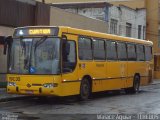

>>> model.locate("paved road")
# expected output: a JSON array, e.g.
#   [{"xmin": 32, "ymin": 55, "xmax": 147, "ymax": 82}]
[{"xmin": 0, "ymin": 84, "xmax": 160, "ymax": 120}]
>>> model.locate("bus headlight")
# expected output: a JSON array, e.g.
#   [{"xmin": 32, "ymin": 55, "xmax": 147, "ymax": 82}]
[
  {"xmin": 8, "ymin": 82, "xmax": 16, "ymax": 86},
  {"xmin": 43, "ymin": 83, "xmax": 54, "ymax": 88}
]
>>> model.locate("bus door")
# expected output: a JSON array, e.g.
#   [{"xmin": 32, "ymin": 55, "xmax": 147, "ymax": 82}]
[{"xmin": 61, "ymin": 34, "xmax": 79, "ymax": 96}]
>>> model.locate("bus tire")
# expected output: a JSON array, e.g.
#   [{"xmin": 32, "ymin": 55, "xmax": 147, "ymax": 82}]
[
  {"xmin": 125, "ymin": 75, "xmax": 140, "ymax": 94},
  {"xmin": 79, "ymin": 78, "xmax": 91, "ymax": 101}
]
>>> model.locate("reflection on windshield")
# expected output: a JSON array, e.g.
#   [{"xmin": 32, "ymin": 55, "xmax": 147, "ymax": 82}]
[{"xmin": 9, "ymin": 37, "xmax": 60, "ymax": 74}]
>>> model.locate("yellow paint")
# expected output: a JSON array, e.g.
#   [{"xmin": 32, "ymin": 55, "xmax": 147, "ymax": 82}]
[{"xmin": 7, "ymin": 26, "xmax": 153, "ymax": 97}]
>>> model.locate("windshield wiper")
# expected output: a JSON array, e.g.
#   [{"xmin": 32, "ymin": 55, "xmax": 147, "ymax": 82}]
[{"xmin": 34, "ymin": 36, "xmax": 48, "ymax": 52}]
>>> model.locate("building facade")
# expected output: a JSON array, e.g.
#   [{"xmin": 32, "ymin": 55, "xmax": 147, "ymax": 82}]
[
  {"xmin": 52, "ymin": 2, "xmax": 146, "ymax": 39},
  {"xmin": 49, "ymin": 6, "xmax": 108, "ymax": 33},
  {"xmin": 109, "ymin": 5, "xmax": 146, "ymax": 39}
]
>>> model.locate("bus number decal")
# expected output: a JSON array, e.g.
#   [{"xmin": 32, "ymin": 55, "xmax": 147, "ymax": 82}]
[
  {"xmin": 9, "ymin": 77, "xmax": 20, "ymax": 81},
  {"xmin": 96, "ymin": 64, "xmax": 104, "ymax": 67}
]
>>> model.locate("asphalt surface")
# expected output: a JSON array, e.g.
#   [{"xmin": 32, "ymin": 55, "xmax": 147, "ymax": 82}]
[{"xmin": 0, "ymin": 83, "xmax": 160, "ymax": 120}]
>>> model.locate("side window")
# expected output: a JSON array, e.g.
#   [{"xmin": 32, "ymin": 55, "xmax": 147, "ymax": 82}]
[
  {"xmin": 127, "ymin": 43, "xmax": 136, "ymax": 61},
  {"xmin": 106, "ymin": 41, "xmax": 117, "ymax": 60},
  {"xmin": 78, "ymin": 37, "xmax": 92, "ymax": 60},
  {"xmin": 136, "ymin": 45, "xmax": 145, "ymax": 61},
  {"xmin": 63, "ymin": 41, "xmax": 76, "ymax": 73},
  {"xmin": 93, "ymin": 39, "xmax": 105, "ymax": 60},
  {"xmin": 117, "ymin": 42, "xmax": 127, "ymax": 61},
  {"xmin": 145, "ymin": 46, "xmax": 152, "ymax": 61}
]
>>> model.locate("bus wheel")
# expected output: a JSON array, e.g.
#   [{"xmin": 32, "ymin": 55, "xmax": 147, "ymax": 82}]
[
  {"xmin": 79, "ymin": 78, "xmax": 91, "ymax": 101},
  {"xmin": 125, "ymin": 75, "xmax": 140, "ymax": 94}
]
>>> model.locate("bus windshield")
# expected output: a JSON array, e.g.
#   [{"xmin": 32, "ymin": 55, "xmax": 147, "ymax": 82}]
[{"xmin": 9, "ymin": 37, "xmax": 61, "ymax": 74}]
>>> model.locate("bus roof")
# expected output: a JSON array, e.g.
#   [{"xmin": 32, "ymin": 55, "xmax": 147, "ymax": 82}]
[
  {"xmin": 15, "ymin": 26, "xmax": 153, "ymax": 46},
  {"xmin": 59, "ymin": 26, "xmax": 153, "ymax": 46}
]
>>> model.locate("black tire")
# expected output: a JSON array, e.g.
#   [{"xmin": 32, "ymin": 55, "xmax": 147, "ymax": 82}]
[
  {"xmin": 79, "ymin": 78, "xmax": 91, "ymax": 101},
  {"xmin": 125, "ymin": 75, "xmax": 140, "ymax": 94}
]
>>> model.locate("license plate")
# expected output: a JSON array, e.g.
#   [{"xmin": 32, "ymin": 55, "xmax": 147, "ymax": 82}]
[{"xmin": 26, "ymin": 90, "xmax": 33, "ymax": 94}]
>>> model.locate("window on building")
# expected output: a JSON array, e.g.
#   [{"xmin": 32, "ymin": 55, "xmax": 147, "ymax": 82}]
[
  {"xmin": 110, "ymin": 19, "xmax": 118, "ymax": 35},
  {"xmin": 119, "ymin": 25, "xmax": 123, "ymax": 36},
  {"xmin": 106, "ymin": 41, "xmax": 117, "ymax": 60},
  {"xmin": 117, "ymin": 42, "xmax": 127, "ymax": 61},
  {"xmin": 138, "ymin": 25, "xmax": 142, "ymax": 39},
  {"xmin": 93, "ymin": 39, "xmax": 105, "ymax": 60},
  {"xmin": 143, "ymin": 26, "xmax": 146, "ymax": 40},
  {"xmin": 78, "ymin": 37, "xmax": 92, "ymax": 60},
  {"xmin": 104, "ymin": 7, "xmax": 109, "ymax": 22},
  {"xmin": 136, "ymin": 45, "xmax": 145, "ymax": 61},
  {"xmin": 126, "ymin": 23, "xmax": 132, "ymax": 37}
]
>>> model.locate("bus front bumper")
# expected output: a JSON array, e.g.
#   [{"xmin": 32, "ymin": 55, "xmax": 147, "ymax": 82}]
[{"xmin": 7, "ymin": 85, "xmax": 61, "ymax": 96}]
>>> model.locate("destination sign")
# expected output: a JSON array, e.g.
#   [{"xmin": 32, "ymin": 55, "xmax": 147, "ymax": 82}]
[
  {"xmin": 14, "ymin": 27, "xmax": 59, "ymax": 37},
  {"xmin": 29, "ymin": 29, "xmax": 51, "ymax": 35}
]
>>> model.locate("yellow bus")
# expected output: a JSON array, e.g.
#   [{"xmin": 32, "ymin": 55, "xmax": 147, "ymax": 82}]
[{"xmin": 4, "ymin": 26, "xmax": 153, "ymax": 100}]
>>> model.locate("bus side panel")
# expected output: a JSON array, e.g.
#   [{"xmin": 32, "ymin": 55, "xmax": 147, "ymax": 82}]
[
  {"xmin": 121, "ymin": 61, "xmax": 128, "ymax": 88},
  {"xmin": 135, "ymin": 62, "xmax": 149, "ymax": 86},
  {"xmin": 127, "ymin": 61, "xmax": 150, "ymax": 88},
  {"xmin": 127, "ymin": 62, "xmax": 137, "ymax": 88},
  {"xmin": 61, "ymin": 79, "xmax": 81, "ymax": 96},
  {"xmin": 78, "ymin": 61, "xmax": 106, "ymax": 93},
  {"xmin": 140, "ymin": 62, "xmax": 150, "ymax": 86},
  {"xmin": 103, "ymin": 61, "xmax": 125, "ymax": 90},
  {"xmin": 92, "ymin": 61, "xmax": 106, "ymax": 92},
  {"xmin": 77, "ymin": 60, "xmax": 112, "ymax": 93}
]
